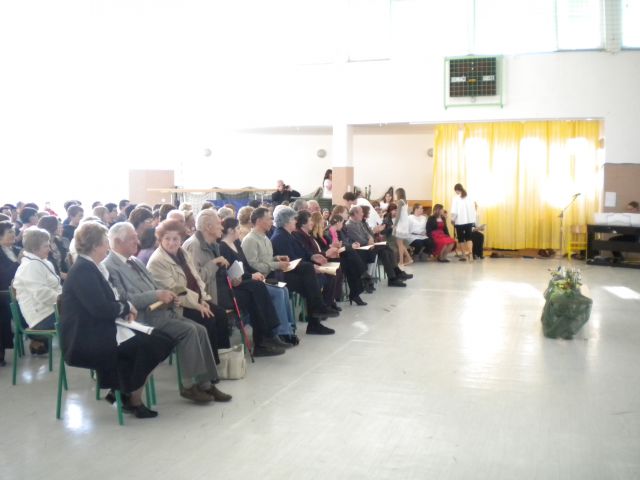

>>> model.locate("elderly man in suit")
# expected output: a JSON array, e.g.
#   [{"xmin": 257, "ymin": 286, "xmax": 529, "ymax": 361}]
[{"xmin": 103, "ymin": 222, "xmax": 232, "ymax": 404}]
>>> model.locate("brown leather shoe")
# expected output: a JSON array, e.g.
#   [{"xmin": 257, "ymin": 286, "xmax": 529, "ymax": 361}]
[
  {"xmin": 180, "ymin": 385, "xmax": 214, "ymax": 403},
  {"xmin": 206, "ymin": 385, "xmax": 232, "ymax": 402}
]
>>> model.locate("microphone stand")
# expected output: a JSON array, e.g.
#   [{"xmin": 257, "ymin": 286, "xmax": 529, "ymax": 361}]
[{"xmin": 559, "ymin": 194, "xmax": 580, "ymax": 257}]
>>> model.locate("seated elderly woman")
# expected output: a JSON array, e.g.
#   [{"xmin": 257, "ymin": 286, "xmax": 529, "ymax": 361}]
[
  {"xmin": 37, "ymin": 215, "xmax": 69, "ymax": 279},
  {"xmin": 291, "ymin": 211, "xmax": 341, "ymax": 311},
  {"xmin": 0, "ymin": 221, "xmax": 20, "ymax": 364},
  {"xmin": 184, "ymin": 210, "xmax": 289, "ymax": 356},
  {"xmin": 61, "ymin": 221, "xmax": 174, "ymax": 419},
  {"xmin": 147, "ymin": 219, "xmax": 231, "ymax": 363},
  {"xmin": 241, "ymin": 207, "xmax": 337, "ymax": 335},
  {"xmin": 219, "ymin": 216, "xmax": 299, "ymax": 347},
  {"xmin": 13, "ymin": 227, "xmax": 63, "ymax": 354}
]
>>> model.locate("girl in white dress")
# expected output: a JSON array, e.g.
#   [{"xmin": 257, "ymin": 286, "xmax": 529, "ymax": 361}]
[{"xmin": 393, "ymin": 188, "xmax": 413, "ymax": 266}]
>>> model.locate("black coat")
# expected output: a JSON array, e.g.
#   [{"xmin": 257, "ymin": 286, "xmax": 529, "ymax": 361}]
[
  {"xmin": 271, "ymin": 189, "xmax": 301, "ymax": 205},
  {"xmin": 60, "ymin": 256, "xmax": 130, "ymax": 375},
  {"xmin": 0, "ymin": 246, "xmax": 20, "ymax": 290}
]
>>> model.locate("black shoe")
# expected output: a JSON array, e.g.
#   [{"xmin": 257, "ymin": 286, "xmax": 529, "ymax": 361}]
[
  {"xmin": 365, "ymin": 284, "xmax": 376, "ymax": 293},
  {"xmin": 329, "ymin": 302, "xmax": 342, "ymax": 312},
  {"xmin": 105, "ymin": 390, "xmax": 131, "ymax": 406},
  {"xmin": 437, "ymin": 258, "xmax": 450, "ymax": 263},
  {"xmin": 388, "ymin": 278, "xmax": 407, "ymax": 287},
  {"xmin": 306, "ymin": 322, "xmax": 335, "ymax": 335},
  {"xmin": 398, "ymin": 271, "xmax": 413, "ymax": 280},
  {"xmin": 253, "ymin": 344, "xmax": 286, "ymax": 357},
  {"xmin": 263, "ymin": 336, "xmax": 292, "ymax": 349},
  {"xmin": 310, "ymin": 306, "xmax": 339, "ymax": 319},
  {"xmin": 131, "ymin": 404, "xmax": 158, "ymax": 419},
  {"xmin": 349, "ymin": 295, "xmax": 367, "ymax": 306},
  {"xmin": 279, "ymin": 334, "xmax": 300, "ymax": 346}
]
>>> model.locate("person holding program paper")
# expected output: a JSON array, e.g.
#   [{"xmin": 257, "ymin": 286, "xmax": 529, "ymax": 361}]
[
  {"xmin": 242, "ymin": 207, "xmax": 338, "ymax": 335},
  {"xmin": 184, "ymin": 210, "xmax": 287, "ymax": 357},
  {"xmin": 61, "ymin": 221, "xmax": 174, "ymax": 419},
  {"xmin": 104, "ymin": 222, "xmax": 231, "ymax": 404},
  {"xmin": 292, "ymin": 211, "xmax": 341, "ymax": 311},
  {"xmin": 147, "ymin": 219, "xmax": 231, "ymax": 364},
  {"xmin": 220, "ymin": 217, "xmax": 298, "ymax": 347},
  {"xmin": 343, "ymin": 206, "xmax": 412, "ymax": 287}
]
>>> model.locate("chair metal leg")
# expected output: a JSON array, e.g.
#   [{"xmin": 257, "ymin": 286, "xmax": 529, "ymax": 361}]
[
  {"xmin": 168, "ymin": 351, "xmax": 173, "ymax": 365},
  {"xmin": 175, "ymin": 348, "xmax": 183, "ymax": 391},
  {"xmin": 114, "ymin": 390, "xmax": 125, "ymax": 426},
  {"xmin": 12, "ymin": 341, "xmax": 19, "ymax": 385},
  {"xmin": 150, "ymin": 375, "xmax": 157, "ymax": 405},
  {"xmin": 48, "ymin": 337, "xmax": 53, "ymax": 372},
  {"xmin": 56, "ymin": 359, "xmax": 66, "ymax": 419},
  {"xmin": 145, "ymin": 382, "xmax": 152, "ymax": 408}
]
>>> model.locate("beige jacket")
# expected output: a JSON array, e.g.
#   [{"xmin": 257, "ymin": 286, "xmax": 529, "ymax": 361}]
[
  {"xmin": 182, "ymin": 232, "xmax": 219, "ymax": 304},
  {"xmin": 146, "ymin": 246, "xmax": 211, "ymax": 313}
]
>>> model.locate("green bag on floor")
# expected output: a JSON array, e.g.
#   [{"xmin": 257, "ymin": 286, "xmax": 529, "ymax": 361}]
[{"xmin": 540, "ymin": 269, "xmax": 592, "ymax": 339}]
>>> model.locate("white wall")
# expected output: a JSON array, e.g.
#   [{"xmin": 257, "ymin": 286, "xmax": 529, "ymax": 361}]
[
  {"xmin": 183, "ymin": 126, "xmax": 434, "ymax": 200},
  {"xmin": 237, "ymin": 51, "xmax": 640, "ymax": 165}
]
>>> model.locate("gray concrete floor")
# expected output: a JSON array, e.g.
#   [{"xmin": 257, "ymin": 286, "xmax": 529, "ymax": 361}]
[{"xmin": 1, "ymin": 258, "xmax": 639, "ymax": 479}]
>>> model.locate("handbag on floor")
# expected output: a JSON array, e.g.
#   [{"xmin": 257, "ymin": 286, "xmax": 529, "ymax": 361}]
[{"xmin": 217, "ymin": 344, "xmax": 246, "ymax": 380}]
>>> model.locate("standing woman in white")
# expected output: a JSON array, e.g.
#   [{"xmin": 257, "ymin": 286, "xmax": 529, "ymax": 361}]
[
  {"xmin": 393, "ymin": 188, "xmax": 413, "ymax": 266},
  {"xmin": 450, "ymin": 183, "xmax": 477, "ymax": 262}
]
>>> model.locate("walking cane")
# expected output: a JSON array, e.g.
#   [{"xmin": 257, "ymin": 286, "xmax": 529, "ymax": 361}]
[{"xmin": 225, "ymin": 275, "xmax": 255, "ymax": 363}]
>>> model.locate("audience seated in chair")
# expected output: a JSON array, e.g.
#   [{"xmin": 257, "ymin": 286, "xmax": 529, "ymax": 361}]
[
  {"xmin": 147, "ymin": 220, "xmax": 231, "ymax": 364},
  {"xmin": 219, "ymin": 217, "xmax": 299, "ymax": 346},
  {"xmin": 60, "ymin": 221, "xmax": 174, "ymax": 419},
  {"xmin": 241, "ymin": 207, "xmax": 337, "ymax": 335},
  {"xmin": 343, "ymin": 206, "xmax": 411, "ymax": 287},
  {"xmin": 103, "ymin": 222, "xmax": 231, "ymax": 404},
  {"xmin": 183, "ymin": 210, "xmax": 287, "ymax": 357},
  {"xmin": 13, "ymin": 227, "xmax": 62, "ymax": 354},
  {"xmin": 0, "ymin": 221, "xmax": 20, "ymax": 365}
]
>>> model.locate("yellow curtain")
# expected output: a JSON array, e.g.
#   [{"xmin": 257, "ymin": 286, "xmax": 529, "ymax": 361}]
[{"xmin": 432, "ymin": 120, "xmax": 602, "ymax": 250}]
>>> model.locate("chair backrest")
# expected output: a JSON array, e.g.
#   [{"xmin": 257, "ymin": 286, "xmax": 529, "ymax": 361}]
[{"xmin": 8, "ymin": 286, "xmax": 26, "ymax": 335}]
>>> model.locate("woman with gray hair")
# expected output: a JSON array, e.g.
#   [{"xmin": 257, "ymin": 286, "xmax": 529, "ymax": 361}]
[{"xmin": 13, "ymin": 227, "xmax": 62, "ymax": 354}]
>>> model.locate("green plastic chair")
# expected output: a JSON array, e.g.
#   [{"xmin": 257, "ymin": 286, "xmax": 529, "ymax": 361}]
[
  {"xmin": 55, "ymin": 316, "xmax": 126, "ymax": 426},
  {"xmin": 9, "ymin": 288, "xmax": 57, "ymax": 385},
  {"xmin": 289, "ymin": 291, "xmax": 308, "ymax": 323}
]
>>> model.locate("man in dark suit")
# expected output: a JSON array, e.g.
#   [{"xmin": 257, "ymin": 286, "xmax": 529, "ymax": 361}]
[
  {"xmin": 103, "ymin": 222, "xmax": 232, "ymax": 403},
  {"xmin": 271, "ymin": 180, "xmax": 301, "ymax": 205}
]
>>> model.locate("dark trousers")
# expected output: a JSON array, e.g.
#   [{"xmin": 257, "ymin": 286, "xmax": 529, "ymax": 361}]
[
  {"xmin": 340, "ymin": 250, "xmax": 367, "ymax": 297},
  {"xmin": 471, "ymin": 231, "xmax": 485, "ymax": 258},
  {"xmin": 410, "ymin": 238, "xmax": 434, "ymax": 256},
  {"xmin": 356, "ymin": 246, "xmax": 398, "ymax": 279},
  {"xmin": 99, "ymin": 331, "xmax": 174, "ymax": 392},
  {"xmin": 183, "ymin": 303, "xmax": 231, "ymax": 364},
  {"xmin": 234, "ymin": 279, "xmax": 280, "ymax": 345},
  {"xmin": 280, "ymin": 261, "xmax": 324, "ymax": 312}
]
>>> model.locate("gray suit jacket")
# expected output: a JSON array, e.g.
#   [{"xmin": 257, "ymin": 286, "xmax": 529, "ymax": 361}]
[{"xmin": 102, "ymin": 251, "xmax": 167, "ymax": 324}]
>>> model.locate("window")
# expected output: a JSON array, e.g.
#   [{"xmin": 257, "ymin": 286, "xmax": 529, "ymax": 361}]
[
  {"xmin": 556, "ymin": 0, "xmax": 603, "ymax": 49},
  {"xmin": 622, "ymin": 0, "xmax": 640, "ymax": 47}
]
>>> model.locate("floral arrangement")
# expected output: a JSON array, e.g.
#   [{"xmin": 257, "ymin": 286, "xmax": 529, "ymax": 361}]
[{"xmin": 541, "ymin": 266, "xmax": 592, "ymax": 339}]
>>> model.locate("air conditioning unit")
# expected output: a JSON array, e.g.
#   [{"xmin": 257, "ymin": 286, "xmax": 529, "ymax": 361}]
[{"xmin": 444, "ymin": 55, "xmax": 503, "ymax": 108}]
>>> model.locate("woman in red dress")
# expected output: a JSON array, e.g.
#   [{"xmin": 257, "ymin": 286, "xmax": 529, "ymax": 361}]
[{"xmin": 426, "ymin": 204, "xmax": 456, "ymax": 262}]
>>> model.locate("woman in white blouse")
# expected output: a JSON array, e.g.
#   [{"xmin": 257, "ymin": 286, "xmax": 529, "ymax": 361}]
[
  {"xmin": 450, "ymin": 183, "xmax": 477, "ymax": 262},
  {"xmin": 407, "ymin": 204, "xmax": 433, "ymax": 259},
  {"xmin": 322, "ymin": 169, "xmax": 333, "ymax": 199},
  {"xmin": 13, "ymin": 227, "xmax": 62, "ymax": 354}
]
